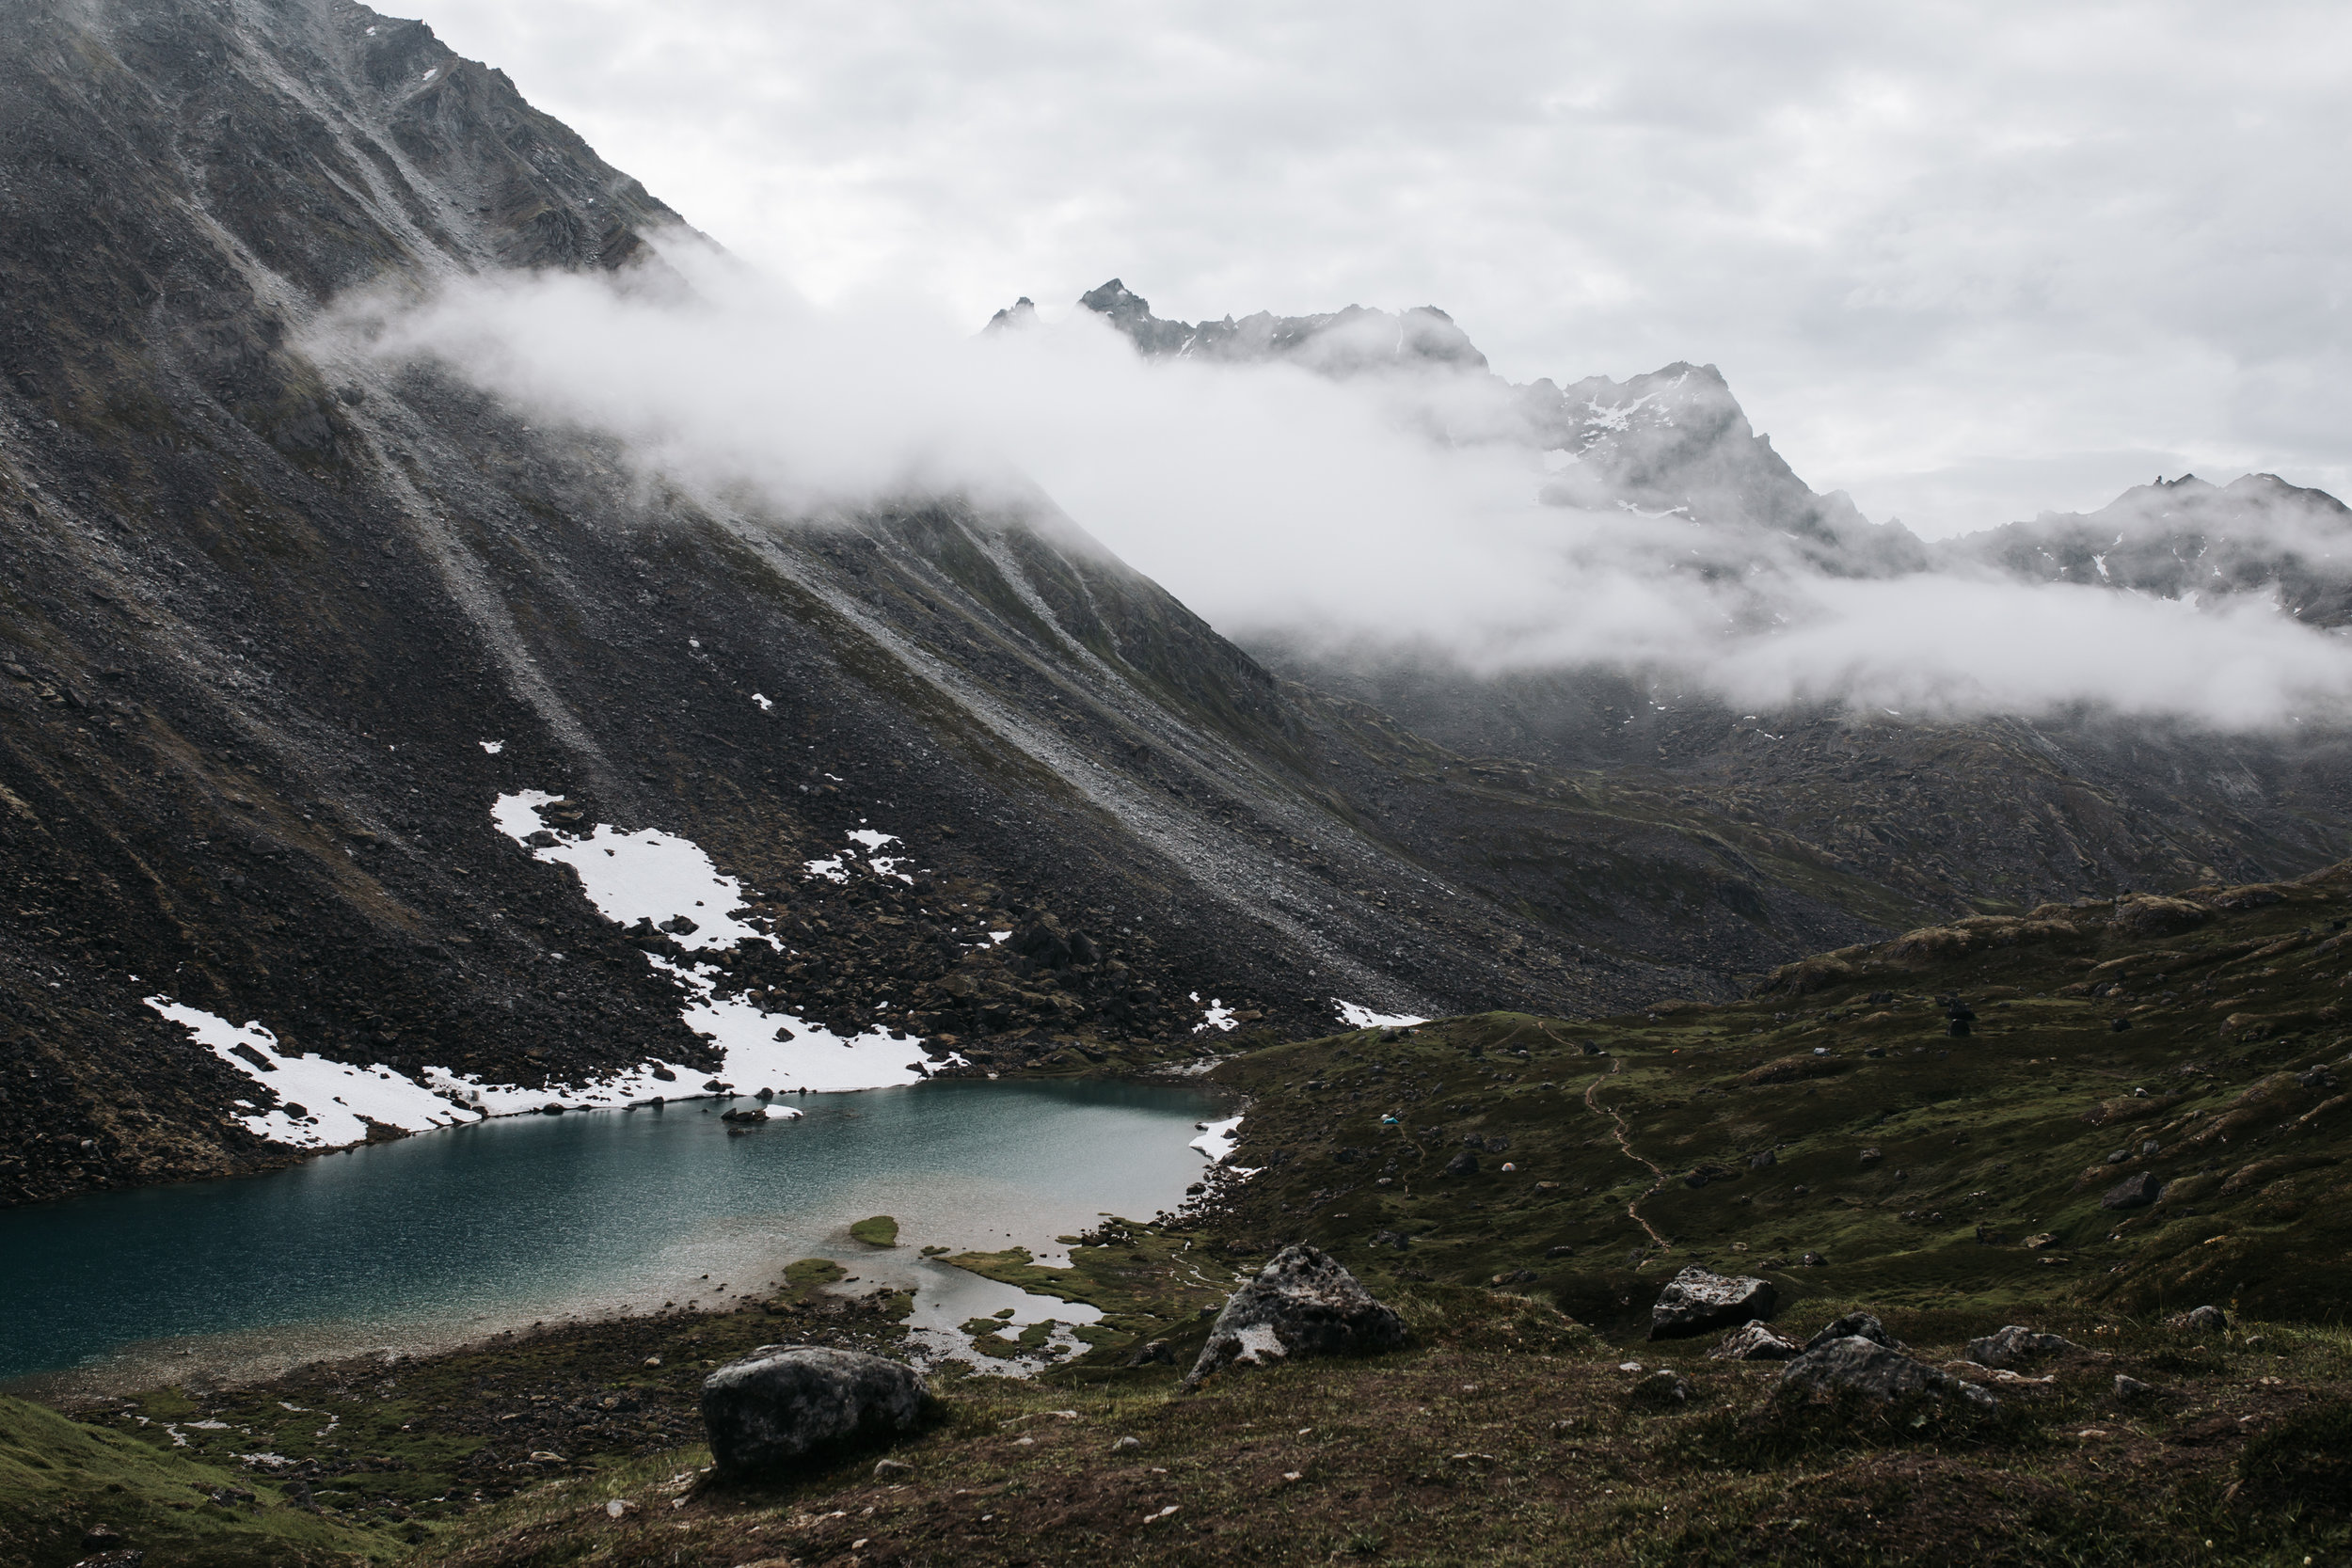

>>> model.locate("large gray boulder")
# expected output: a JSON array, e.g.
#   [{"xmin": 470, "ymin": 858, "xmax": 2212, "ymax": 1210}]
[
  {"xmin": 1781, "ymin": 1336, "xmax": 1994, "ymax": 1409},
  {"xmin": 1966, "ymin": 1324, "xmax": 2082, "ymax": 1369},
  {"xmin": 700, "ymin": 1346, "xmax": 928, "ymax": 1477},
  {"xmin": 1649, "ymin": 1265, "xmax": 1777, "ymax": 1339},
  {"xmin": 1184, "ymin": 1243, "xmax": 1406, "ymax": 1388}
]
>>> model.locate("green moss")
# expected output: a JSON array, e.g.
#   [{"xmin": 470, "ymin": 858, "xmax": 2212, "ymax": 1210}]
[{"xmin": 849, "ymin": 1215, "xmax": 900, "ymax": 1248}]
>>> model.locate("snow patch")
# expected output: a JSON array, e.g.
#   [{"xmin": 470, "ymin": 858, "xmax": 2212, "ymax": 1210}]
[
  {"xmin": 1333, "ymin": 999, "xmax": 1426, "ymax": 1030},
  {"xmin": 652, "ymin": 957, "xmax": 927, "ymax": 1093},
  {"xmin": 752, "ymin": 693, "xmax": 773, "ymax": 712},
  {"xmin": 419, "ymin": 1057, "xmax": 705, "ymax": 1118},
  {"xmin": 1191, "ymin": 1114, "xmax": 1245, "ymax": 1164},
  {"xmin": 479, "ymin": 739, "xmax": 504, "ymax": 754},
  {"xmin": 144, "ymin": 998, "xmax": 481, "ymax": 1148},
  {"xmin": 1194, "ymin": 998, "xmax": 1237, "ymax": 1033},
  {"xmin": 492, "ymin": 790, "xmax": 769, "ymax": 951}
]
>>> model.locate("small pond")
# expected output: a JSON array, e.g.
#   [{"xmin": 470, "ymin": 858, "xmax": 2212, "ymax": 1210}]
[{"xmin": 0, "ymin": 1079, "xmax": 1221, "ymax": 1390}]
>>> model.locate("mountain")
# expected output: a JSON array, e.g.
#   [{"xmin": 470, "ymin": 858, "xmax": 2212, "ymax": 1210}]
[
  {"xmin": 994, "ymin": 279, "xmax": 2352, "ymax": 919},
  {"xmin": 0, "ymin": 0, "xmax": 1960, "ymax": 1206},
  {"xmin": 1052, "ymin": 278, "xmax": 1927, "ymax": 572},
  {"xmin": 1957, "ymin": 470, "xmax": 2352, "ymax": 624}
]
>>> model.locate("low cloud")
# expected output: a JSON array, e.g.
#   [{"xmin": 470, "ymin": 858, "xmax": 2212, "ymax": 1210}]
[{"xmin": 345, "ymin": 243, "xmax": 2352, "ymax": 732}]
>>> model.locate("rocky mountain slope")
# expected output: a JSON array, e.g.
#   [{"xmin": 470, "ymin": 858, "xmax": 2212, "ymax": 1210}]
[{"xmin": 0, "ymin": 0, "xmax": 1962, "ymax": 1206}]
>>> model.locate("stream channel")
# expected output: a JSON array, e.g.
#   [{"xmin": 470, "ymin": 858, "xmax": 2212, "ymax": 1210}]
[{"xmin": 0, "ymin": 1079, "xmax": 1222, "ymax": 1391}]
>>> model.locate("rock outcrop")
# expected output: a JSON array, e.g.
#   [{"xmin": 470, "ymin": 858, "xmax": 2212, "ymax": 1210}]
[
  {"xmin": 1184, "ymin": 1244, "xmax": 1406, "ymax": 1388},
  {"xmin": 699, "ymin": 1347, "xmax": 928, "ymax": 1477},
  {"xmin": 1781, "ymin": 1336, "xmax": 1995, "ymax": 1409},
  {"xmin": 1966, "ymin": 1325, "xmax": 2082, "ymax": 1370},
  {"xmin": 1649, "ymin": 1265, "xmax": 1777, "ymax": 1339}
]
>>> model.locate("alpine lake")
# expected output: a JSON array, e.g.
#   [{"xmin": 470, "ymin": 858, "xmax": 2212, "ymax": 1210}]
[{"xmin": 0, "ymin": 1078, "xmax": 1223, "ymax": 1392}]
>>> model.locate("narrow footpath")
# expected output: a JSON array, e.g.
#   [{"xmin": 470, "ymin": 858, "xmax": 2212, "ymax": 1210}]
[{"xmin": 1583, "ymin": 1056, "xmax": 1672, "ymax": 1255}]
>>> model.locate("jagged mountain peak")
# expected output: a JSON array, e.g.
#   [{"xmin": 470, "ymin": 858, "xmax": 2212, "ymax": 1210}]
[{"xmin": 1041, "ymin": 278, "xmax": 1491, "ymax": 372}]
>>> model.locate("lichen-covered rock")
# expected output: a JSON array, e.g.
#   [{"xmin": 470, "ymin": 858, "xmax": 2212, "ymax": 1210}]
[
  {"xmin": 1709, "ymin": 1319, "xmax": 1802, "ymax": 1361},
  {"xmin": 1649, "ymin": 1265, "xmax": 1777, "ymax": 1339},
  {"xmin": 1781, "ymin": 1336, "xmax": 1994, "ymax": 1408},
  {"xmin": 700, "ymin": 1346, "xmax": 928, "ymax": 1477},
  {"xmin": 2169, "ymin": 1304, "xmax": 2229, "ymax": 1334},
  {"xmin": 1184, "ymin": 1243, "xmax": 1406, "ymax": 1388},
  {"xmin": 1966, "ymin": 1324, "xmax": 2082, "ymax": 1369}
]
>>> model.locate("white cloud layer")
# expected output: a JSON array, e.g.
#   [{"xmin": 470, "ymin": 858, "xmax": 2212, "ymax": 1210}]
[
  {"xmin": 349, "ymin": 247, "xmax": 2352, "ymax": 730},
  {"xmin": 411, "ymin": 0, "xmax": 2352, "ymax": 538}
]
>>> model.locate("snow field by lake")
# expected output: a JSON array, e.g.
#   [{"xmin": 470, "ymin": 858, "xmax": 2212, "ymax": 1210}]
[
  {"xmin": 144, "ymin": 998, "xmax": 481, "ymax": 1148},
  {"xmin": 651, "ymin": 956, "xmax": 938, "ymax": 1094},
  {"xmin": 1190, "ymin": 1114, "xmax": 1244, "ymax": 1164},
  {"xmin": 497, "ymin": 792, "xmax": 958, "ymax": 1095}
]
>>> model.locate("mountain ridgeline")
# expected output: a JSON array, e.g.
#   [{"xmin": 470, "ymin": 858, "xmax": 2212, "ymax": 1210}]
[
  {"xmin": 1018, "ymin": 278, "xmax": 2352, "ymax": 924},
  {"xmin": 1, "ymin": 0, "xmax": 2348, "ymax": 1208}
]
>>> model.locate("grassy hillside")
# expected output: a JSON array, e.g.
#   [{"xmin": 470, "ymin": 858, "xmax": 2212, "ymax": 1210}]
[
  {"xmin": 0, "ymin": 1393, "xmax": 397, "ymax": 1567},
  {"xmin": 1205, "ymin": 866, "xmax": 2352, "ymax": 1334}
]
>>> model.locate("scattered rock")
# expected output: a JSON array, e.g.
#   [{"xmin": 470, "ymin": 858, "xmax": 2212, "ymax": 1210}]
[
  {"xmin": 1368, "ymin": 1229, "xmax": 1411, "ymax": 1250},
  {"xmin": 1781, "ymin": 1336, "xmax": 1995, "ymax": 1408},
  {"xmin": 1805, "ymin": 1311, "xmax": 1897, "ymax": 1353},
  {"xmin": 2114, "ymin": 1374, "xmax": 2155, "ymax": 1401},
  {"xmin": 1627, "ymin": 1370, "xmax": 1692, "ymax": 1409},
  {"xmin": 1122, "ymin": 1339, "xmax": 1176, "ymax": 1368},
  {"xmin": 1443, "ymin": 1149, "xmax": 1478, "ymax": 1177},
  {"xmin": 1749, "ymin": 1148, "xmax": 1776, "ymax": 1170},
  {"xmin": 70, "ymin": 1553, "xmax": 142, "ymax": 1568},
  {"xmin": 1184, "ymin": 1243, "xmax": 1406, "ymax": 1388},
  {"xmin": 1648, "ymin": 1265, "xmax": 1778, "ymax": 1340},
  {"xmin": 699, "ymin": 1346, "xmax": 929, "ymax": 1477},
  {"xmin": 1709, "ymin": 1319, "xmax": 1803, "ymax": 1361},
  {"xmin": 1966, "ymin": 1325, "xmax": 2082, "ymax": 1369},
  {"xmin": 874, "ymin": 1457, "xmax": 915, "ymax": 1479},
  {"xmin": 2169, "ymin": 1304, "xmax": 2229, "ymax": 1334},
  {"xmin": 80, "ymin": 1527, "xmax": 127, "ymax": 1552},
  {"xmin": 1112, "ymin": 1435, "xmax": 1143, "ymax": 1452},
  {"xmin": 2101, "ymin": 1171, "xmax": 2162, "ymax": 1210}
]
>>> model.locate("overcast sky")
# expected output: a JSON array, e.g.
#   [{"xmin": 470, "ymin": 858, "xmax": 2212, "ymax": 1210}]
[{"xmin": 416, "ymin": 0, "xmax": 2351, "ymax": 540}]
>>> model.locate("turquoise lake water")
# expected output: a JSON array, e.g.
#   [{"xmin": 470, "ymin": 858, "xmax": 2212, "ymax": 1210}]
[{"xmin": 0, "ymin": 1079, "xmax": 1220, "ymax": 1389}]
